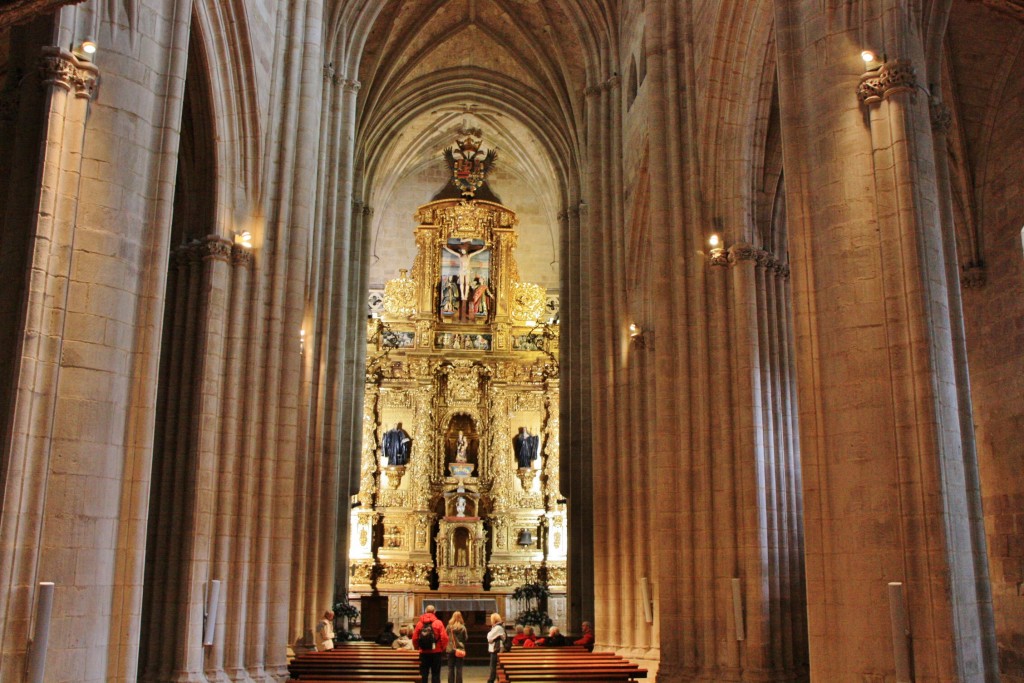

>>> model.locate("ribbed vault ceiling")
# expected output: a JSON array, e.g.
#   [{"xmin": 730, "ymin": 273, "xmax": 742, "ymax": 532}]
[{"xmin": 335, "ymin": 0, "xmax": 612, "ymax": 288}]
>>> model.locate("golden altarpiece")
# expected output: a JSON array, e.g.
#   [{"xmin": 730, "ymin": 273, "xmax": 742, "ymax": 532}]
[{"xmin": 348, "ymin": 139, "xmax": 566, "ymax": 621}]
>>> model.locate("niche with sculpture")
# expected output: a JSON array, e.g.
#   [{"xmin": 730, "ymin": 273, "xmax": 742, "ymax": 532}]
[{"xmin": 444, "ymin": 414, "xmax": 479, "ymax": 469}]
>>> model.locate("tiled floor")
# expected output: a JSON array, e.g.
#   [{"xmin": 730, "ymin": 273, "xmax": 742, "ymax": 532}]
[{"xmin": 423, "ymin": 664, "xmax": 491, "ymax": 682}]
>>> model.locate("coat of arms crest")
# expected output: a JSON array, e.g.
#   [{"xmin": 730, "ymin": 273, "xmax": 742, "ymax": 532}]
[{"xmin": 443, "ymin": 136, "xmax": 498, "ymax": 197}]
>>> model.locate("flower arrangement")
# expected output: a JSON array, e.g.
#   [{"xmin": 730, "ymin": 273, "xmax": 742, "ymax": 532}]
[
  {"xmin": 333, "ymin": 600, "xmax": 360, "ymax": 620},
  {"xmin": 512, "ymin": 581, "xmax": 552, "ymax": 628}
]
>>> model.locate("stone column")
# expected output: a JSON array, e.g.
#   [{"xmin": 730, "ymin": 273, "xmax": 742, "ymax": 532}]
[
  {"xmin": 773, "ymin": 1, "xmax": 997, "ymax": 679},
  {"xmin": 0, "ymin": 47, "xmax": 98, "ymax": 682},
  {"xmin": 560, "ymin": 203, "xmax": 593, "ymax": 635},
  {"xmin": 221, "ymin": 246, "xmax": 255, "ymax": 680}
]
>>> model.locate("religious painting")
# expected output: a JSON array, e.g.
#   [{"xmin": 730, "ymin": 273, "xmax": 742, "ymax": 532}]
[
  {"xmin": 382, "ymin": 330, "xmax": 415, "ymax": 349},
  {"xmin": 511, "ymin": 334, "xmax": 542, "ymax": 351},
  {"xmin": 435, "ymin": 332, "xmax": 492, "ymax": 351},
  {"xmin": 440, "ymin": 238, "xmax": 494, "ymax": 322}
]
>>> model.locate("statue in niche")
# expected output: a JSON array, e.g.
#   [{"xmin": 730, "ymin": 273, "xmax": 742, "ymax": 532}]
[
  {"xmin": 456, "ymin": 547, "xmax": 468, "ymax": 566},
  {"xmin": 467, "ymin": 275, "xmax": 494, "ymax": 321},
  {"xmin": 455, "ymin": 430, "xmax": 468, "ymax": 463},
  {"xmin": 440, "ymin": 275, "xmax": 460, "ymax": 316},
  {"xmin": 455, "ymin": 496, "xmax": 467, "ymax": 517},
  {"xmin": 445, "ymin": 415, "xmax": 478, "ymax": 467},
  {"xmin": 513, "ymin": 426, "xmax": 539, "ymax": 468},
  {"xmin": 382, "ymin": 422, "xmax": 412, "ymax": 466}
]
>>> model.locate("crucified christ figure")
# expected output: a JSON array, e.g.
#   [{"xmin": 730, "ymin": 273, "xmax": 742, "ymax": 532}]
[{"xmin": 442, "ymin": 242, "xmax": 490, "ymax": 300}]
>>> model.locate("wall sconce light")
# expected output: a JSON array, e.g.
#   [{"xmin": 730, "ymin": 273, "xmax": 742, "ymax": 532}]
[
  {"xmin": 629, "ymin": 322, "xmax": 646, "ymax": 349},
  {"xmin": 299, "ymin": 328, "xmax": 306, "ymax": 353},
  {"xmin": 234, "ymin": 231, "xmax": 253, "ymax": 249},
  {"xmin": 75, "ymin": 40, "xmax": 97, "ymax": 61},
  {"xmin": 860, "ymin": 49, "xmax": 885, "ymax": 71},
  {"xmin": 708, "ymin": 233, "xmax": 728, "ymax": 266}
]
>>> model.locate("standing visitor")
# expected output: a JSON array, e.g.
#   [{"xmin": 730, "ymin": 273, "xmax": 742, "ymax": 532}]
[
  {"xmin": 413, "ymin": 604, "xmax": 448, "ymax": 683},
  {"xmin": 485, "ymin": 612, "xmax": 506, "ymax": 683},
  {"xmin": 446, "ymin": 610, "xmax": 469, "ymax": 683}
]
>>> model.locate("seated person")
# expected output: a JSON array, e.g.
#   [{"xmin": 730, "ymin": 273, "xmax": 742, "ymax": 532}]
[
  {"xmin": 392, "ymin": 626, "xmax": 414, "ymax": 650},
  {"xmin": 522, "ymin": 625, "xmax": 538, "ymax": 648},
  {"xmin": 510, "ymin": 624, "xmax": 527, "ymax": 647},
  {"xmin": 574, "ymin": 621, "xmax": 594, "ymax": 651},
  {"xmin": 374, "ymin": 621, "xmax": 398, "ymax": 646},
  {"xmin": 537, "ymin": 626, "xmax": 567, "ymax": 647}
]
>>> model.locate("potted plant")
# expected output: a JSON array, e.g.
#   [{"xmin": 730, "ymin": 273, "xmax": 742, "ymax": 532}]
[
  {"xmin": 332, "ymin": 600, "xmax": 360, "ymax": 640},
  {"xmin": 512, "ymin": 581, "xmax": 553, "ymax": 630}
]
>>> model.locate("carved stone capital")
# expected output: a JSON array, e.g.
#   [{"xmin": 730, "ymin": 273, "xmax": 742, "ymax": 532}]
[
  {"xmin": 231, "ymin": 244, "xmax": 254, "ymax": 267},
  {"xmin": 858, "ymin": 59, "xmax": 917, "ymax": 105},
  {"xmin": 708, "ymin": 247, "xmax": 729, "ymax": 267},
  {"xmin": 199, "ymin": 236, "xmax": 233, "ymax": 262},
  {"xmin": 39, "ymin": 49, "xmax": 98, "ymax": 99},
  {"xmin": 727, "ymin": 243, "xmax": 757, "ymax": 263},
  {"xmin": 343, "ymin": 78, "xmax": 361, "ymax": 93}
]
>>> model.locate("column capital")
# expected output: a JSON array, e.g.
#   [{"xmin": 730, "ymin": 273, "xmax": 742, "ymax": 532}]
[
  {"xmin": 39, "ymin": 48, "xmax": 99, "ymax": 99},
  {"xmin": 199, "ymin": 235, "xmax": 233, "ymax": 262},
  {"xmin": 231, "ymin": 244, "xmax": 254, "ymax": 267},
  {"xmin": 857, "ymin": 59, "xmax": 917, "ymax": 105}
]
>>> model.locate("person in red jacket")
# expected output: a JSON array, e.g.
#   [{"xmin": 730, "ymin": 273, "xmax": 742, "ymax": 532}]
[
  {"xmin": 574, "ymin": 621, "xmax": 594, "ymax": 651},
  {"xmin": 413, "ymin": 605, "xmax": 450, "ymax": 683}
]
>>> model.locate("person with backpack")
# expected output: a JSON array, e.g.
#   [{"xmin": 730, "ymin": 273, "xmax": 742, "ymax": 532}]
[
  {"xmin": 485, "ymin": 612, "xmax": 506, "ymax": 683},
  {"xmin": 412, "ymin": 604, "xmax": 449, "ymax": 683}
]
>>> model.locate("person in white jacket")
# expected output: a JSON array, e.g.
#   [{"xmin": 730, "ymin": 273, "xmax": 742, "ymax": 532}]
[
  {"xmin": 485, "ymin": 612, "xmax": 506, "ymax": 683},
  {"xmin": 315, "ymin": 610, "xmax": 336, "ymax": 651}
]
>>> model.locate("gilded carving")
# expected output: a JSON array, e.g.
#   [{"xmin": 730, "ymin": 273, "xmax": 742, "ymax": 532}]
[
  {"xmin": 510, "ymin": 283, "xmax": 546, "ymax": 323},
  {"xmin": 350, "ymin": 561, "xmax": 377, "ymax": 585},
  {"xmin": 378, "ymin": 490, "xmax": 407, "ymax": 508},
  {"xmin": 378, "ymin": 562, "xmax": 434, "ymax": 586},
  {"xmin": 384, "ymin": 270, "xmax": 418, "ymax": 318}
]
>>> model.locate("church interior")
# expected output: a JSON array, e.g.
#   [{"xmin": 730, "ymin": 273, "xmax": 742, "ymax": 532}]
[{"xmin": 0, "ymin": 0, "xmax": 1022, "ymax": 681}]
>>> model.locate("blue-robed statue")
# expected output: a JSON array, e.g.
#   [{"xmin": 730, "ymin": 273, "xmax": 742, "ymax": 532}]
[
  {"xmin": 513, "ymin": 427, "xmax": 539, "ymax": 468},
  {"xmin": 382, "ymin": 423, "xmax": 412, "ymax": 466}
]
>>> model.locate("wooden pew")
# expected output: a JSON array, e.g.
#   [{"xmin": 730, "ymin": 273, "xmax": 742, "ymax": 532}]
[
  {"xmin": 497, "ymin": 648, "xmax": 647, "ymax": 683},
  {"xmin": 288, "ymin": 645, "xmax": 421, "ymax": 682}
]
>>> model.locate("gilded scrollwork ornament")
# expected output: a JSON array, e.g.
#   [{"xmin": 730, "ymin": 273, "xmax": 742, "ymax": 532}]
[{"xmin": 384, "ymin": 269, "xmax": 418, "ymax": 318}]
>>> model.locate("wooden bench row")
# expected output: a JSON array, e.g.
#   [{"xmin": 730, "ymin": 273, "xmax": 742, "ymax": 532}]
[
  {"xmin": 288, "ymin": 647, "xmax": 421, "ymax": 682},
  {"xmin": 497, "ymin": 648, "xmax": 647, "ymax": 683}
]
